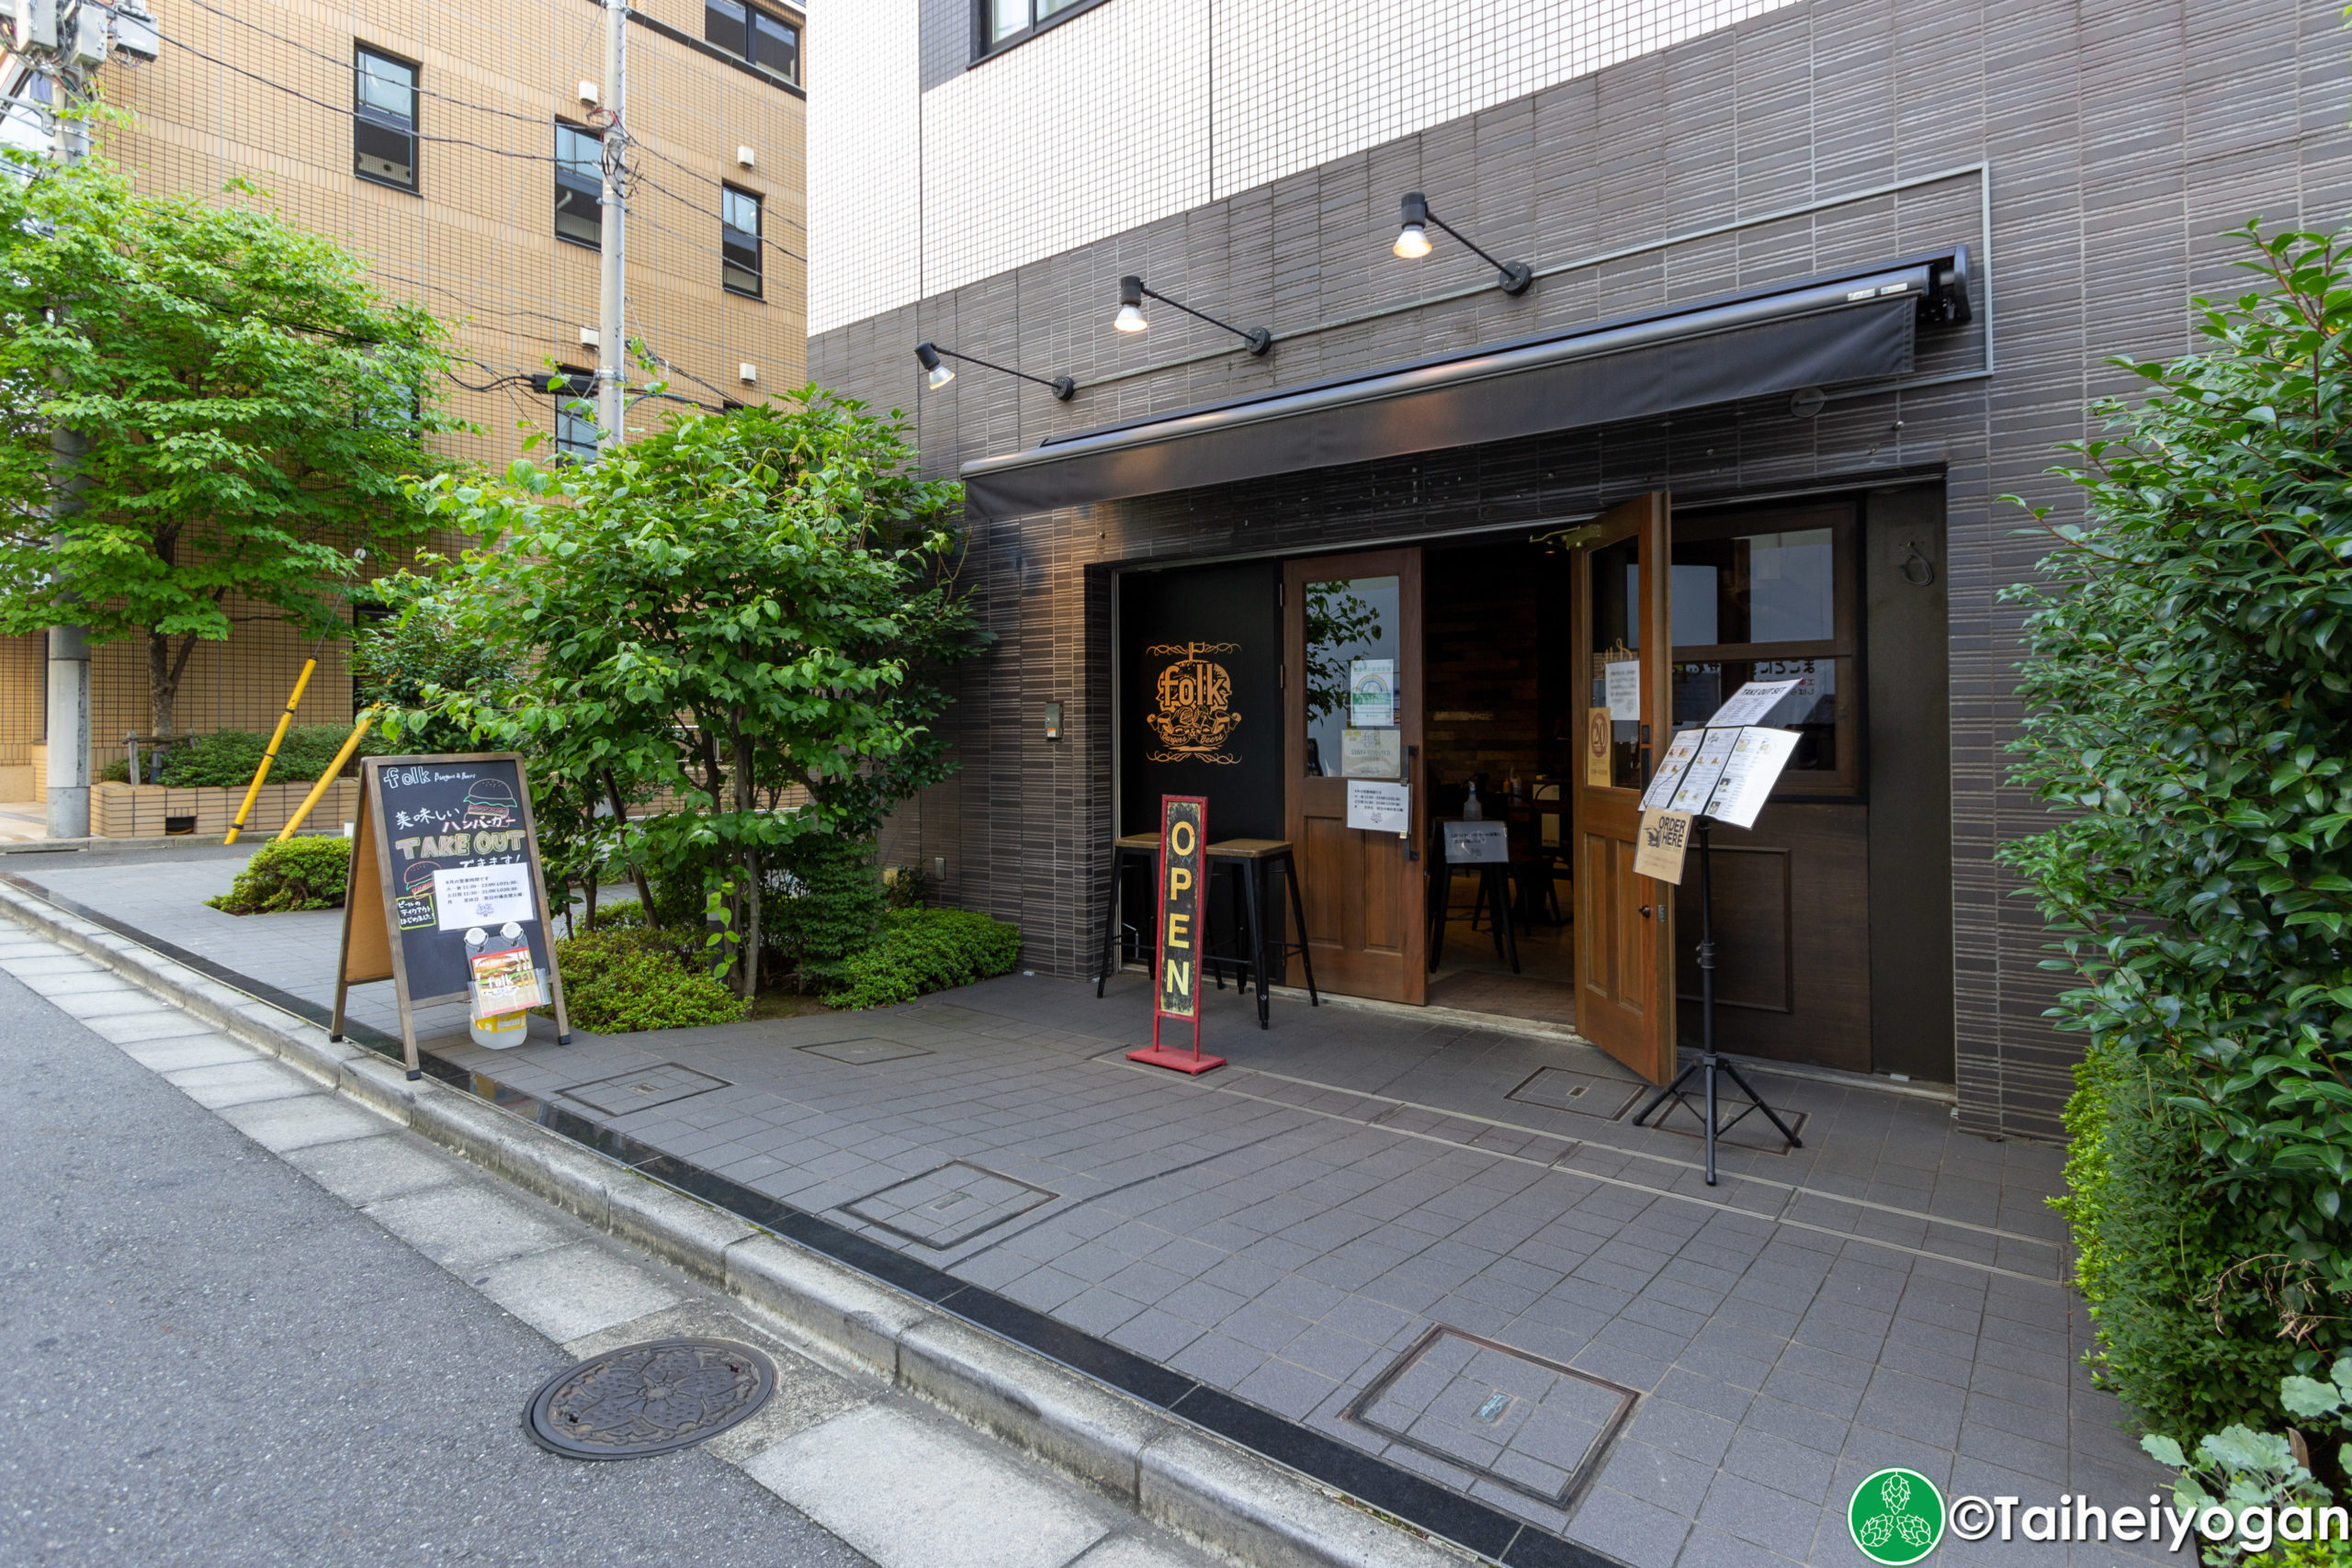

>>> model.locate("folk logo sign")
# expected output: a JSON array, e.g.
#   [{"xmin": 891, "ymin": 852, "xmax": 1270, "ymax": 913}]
[
  {"xmin": 1145, "ymin": 642, "xmax": 1243, "ymax": 764},
  {"xmin": 1126, "ymin": 795, "xmax": 1226, "ymax": 1076}
]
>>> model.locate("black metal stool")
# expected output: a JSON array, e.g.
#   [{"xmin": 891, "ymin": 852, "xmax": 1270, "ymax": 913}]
[
  {"xmin": 1204, "ymin": 839, "xmax": 1318, "ymax": 1029},
  {"xmin": 1426, "ymin": 827, "xmax": 1520, "ymax": 975},
  {"xmin": 1095, "ymin": 831, "xmax": 1160, "ymax": 997}
]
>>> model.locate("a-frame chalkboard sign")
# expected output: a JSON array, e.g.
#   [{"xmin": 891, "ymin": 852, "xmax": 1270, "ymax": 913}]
[{"xmin": 331, "ymin": 752, "xmax": 572, "ymax": 1078}]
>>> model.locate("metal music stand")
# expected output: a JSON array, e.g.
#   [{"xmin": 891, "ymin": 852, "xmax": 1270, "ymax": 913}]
[{"xmin": 1631, "ymin": 817, "xmax": 1803, "ymax": 1184}]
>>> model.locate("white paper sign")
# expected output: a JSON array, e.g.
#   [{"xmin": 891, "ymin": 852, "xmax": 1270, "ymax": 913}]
[
  {"xmin": 1339, "ymin": 726, "xmax": 1403, "ymax": 779},
  {"xmin": 1703, "ymin": 727, "xmax": 1802, "ymax": 829},
  {"xmin": 434, "ymin": 863, "xmax": 537, "ymax": 931},
  {"xmin": 1640, "ymin": 728, "xmax": 1707, "ymax": 812},
  {"xmin": 1705, "ymin": 678, "xmax": 1804, "ymax": 728},
  {"xmin": 1668, "ymin": 728, "xmax": 1739, "ymax": 815},
  {"xmin": 1605, "ymin": 660, "xmax": 1642, "ymax": 720},
  {"xmin": 1346, "ymin": 780, "xmax": 1410, "ymax": 833}
]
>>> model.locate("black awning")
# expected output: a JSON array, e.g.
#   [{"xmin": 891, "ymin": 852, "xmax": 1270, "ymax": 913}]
[{"xmin": 959, "ymin": 249, "xmax": 1969, "ymax": 517}]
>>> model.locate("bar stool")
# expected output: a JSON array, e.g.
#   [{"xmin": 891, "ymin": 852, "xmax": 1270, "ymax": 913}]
[
  {"xmin": 1204, "ymin": 839, "xmax": 1318, "ymax": 1029},
  {"xmin": 1426, "ymin": 824, "xmax": 1521, "ymax": 975},
  {"xmin": 1095, "ymin": 831, "xmax": 1160, "ymax": 997}
]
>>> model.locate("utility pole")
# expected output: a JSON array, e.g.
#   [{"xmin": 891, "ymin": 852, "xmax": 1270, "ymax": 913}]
[{"xmin": 595, "ymin": 0, "xmax": 628, "ymax": 449}]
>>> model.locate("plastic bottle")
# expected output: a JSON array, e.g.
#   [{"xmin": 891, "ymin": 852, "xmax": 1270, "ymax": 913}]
[{"xmin": 1463, "ymin": 779, "xmax": 1483, "ymax": 820}]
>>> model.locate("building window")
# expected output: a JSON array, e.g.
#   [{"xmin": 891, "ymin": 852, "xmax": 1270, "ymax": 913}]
[
  {"xmin": 704, "ymin": 0, "xmax": 800, "ymax": 83},
  {"xmin": 555, "ymin": 121, "xmax": 602, "ymax": 248},
  {"xmin": 985, "ymin": 0, "xmax": 1092, "ymax": 53},
  {"xmin": 721, "ymin": 186, "xmax": 763, "ymax": 299},
  {"xmin": 551, "ymin": 370, "xmax": 600, "ymax": 463},
  {"xmin": 354, "ymin": 46, "xmax": 418, "ymax": 191}
]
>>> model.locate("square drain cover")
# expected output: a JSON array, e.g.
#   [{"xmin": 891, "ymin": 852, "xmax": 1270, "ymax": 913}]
[
  {"xmin": 560, "ymin": 1063, "xmax": 730, "ymax": 1117},
  {"xmin": 1506, "ymin": 1066, "xmax": 1645, "ymax": 1121},
  {"xmin": 1344, "ymin": 1325, "xmax": 1636, "ymax": 1510},
  {"xmin": 840, "ymin": 1161, "xmax": 1056, "ymax": 1248},
  {"xmin": 797, "ymin": 1037, "xmax": 934, "ymax": 1066},
  {"xmin": 1642, "ymin": 1094, "xmax": 1810, "ymax": 1154}
]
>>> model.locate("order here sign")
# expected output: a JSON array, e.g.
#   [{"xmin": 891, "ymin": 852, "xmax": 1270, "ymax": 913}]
[{"xmin": 1128, "ymin": 794, "xmax": 1226, "ymax": 1075}]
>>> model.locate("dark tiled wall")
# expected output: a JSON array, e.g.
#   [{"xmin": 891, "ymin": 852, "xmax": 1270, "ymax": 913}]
[{"xmin": 824, "ymin": 0, "xmax": 2352, "ymax": 1139}]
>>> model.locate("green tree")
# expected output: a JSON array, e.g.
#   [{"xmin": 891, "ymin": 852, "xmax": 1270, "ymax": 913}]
[
  {"xmin": 0, "ymin": 134, "xmax": 458, "ymax": 737},
  {"xmin": 403, "ymin": 390, "xmax": 978, "ymax": 998},
  {"xmin": 2006, "ymin": 225, "xmax": 2352, "ymax": 1432}
]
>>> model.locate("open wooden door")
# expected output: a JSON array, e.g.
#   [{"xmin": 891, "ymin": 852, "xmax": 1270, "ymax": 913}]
[
  {"xmin": 1283, "ymin": 549, "xmax": 1424, "ymax": 1004},
  {"xmin": 1571, "ymin": 494, "xmax": 1679, "ymax": 1083}
]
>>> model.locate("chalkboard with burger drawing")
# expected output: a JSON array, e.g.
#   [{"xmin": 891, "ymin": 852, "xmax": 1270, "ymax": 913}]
[{"xmin": 332, "ymin": 752, "xmax": 572, "ymax": 1077}]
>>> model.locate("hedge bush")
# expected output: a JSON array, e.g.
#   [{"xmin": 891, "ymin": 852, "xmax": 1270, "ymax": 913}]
[
  {"xmin": 2007, "ymin": 226, "xmax": 2352, "ymax": 1442},
  {"xmin": 821, "ymin": 907, "xmax": 1022, "ymax": 1010},
  {"xmin": 766, "ymin": 835, "xmax": 887, "ymax": 980},
  {"xmin": 101, "ymin": 725, "xmax": 380, "ymax": 787},
  {"xmin": 208, "ymin": 836, "xmax": 354, "ymax": 914},
  {"xmin": 549, "ymin": 926, "xmax": 747, "ymax": 1034}
]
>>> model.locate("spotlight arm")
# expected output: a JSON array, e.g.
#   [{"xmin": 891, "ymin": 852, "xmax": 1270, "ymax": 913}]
[
  {"xmin": 1130, "ymin": 277, "xmax": 1274, "ymax": 356},
  {"xmin": 1402, "ymin": 192, "xmax": 1533, "ymax": 295},
  {"xmin": 922, "ymin": 342, "xmax": 1076, "ymax": 400}
]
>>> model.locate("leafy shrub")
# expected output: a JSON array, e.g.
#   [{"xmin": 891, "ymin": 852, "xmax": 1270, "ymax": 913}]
[
  {"xmin": 766, "ymin": 835, "xmax": 886, "ymax": 980},
  {"xmin": 2141, "ymin": 1359, "xmax": 2352, "ymax": 1563},
  {"xmin": 354, "ymin": 573, "xmax": 515, "ymax": 756},
  {"xmin": 549, "ymin": 926, "xmax": 747, "ymax": 1033},
  {"xmin": 2007, "ymin": 226, "xmax": 2352, "ymax": 1438},
  {"xmin": 583, "ymin": 899, "xmax": 650, "ymax": 931},
  {"xmin": 105, "ymin": 725, "xmax": 380, "ymax": 788},
  {"xmin": 821, "ymin": 907, "xmax": 1021, "ymax": 1010},
  {"xmin": 208, "ymin": 836, "xmax": 354, "ymax": 914}
]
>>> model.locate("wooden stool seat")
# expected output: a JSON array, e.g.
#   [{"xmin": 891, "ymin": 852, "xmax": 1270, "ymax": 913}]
[
  {"xmin": 1200, "ymin": 839, "xmax": 1318, "ymax": 1028},
  {"xmin": 1113, "ymin": 831, "xmax": 1159, "ymax": 851}
]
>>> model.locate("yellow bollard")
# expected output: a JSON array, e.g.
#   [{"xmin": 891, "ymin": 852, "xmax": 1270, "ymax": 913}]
[
  {"xmin": 223, "ymin": 659, "xmax": 316, "ymax": 844},
  {"xmin": 275, "ymin": 708, "xmax": 379, "ymax": 842}
]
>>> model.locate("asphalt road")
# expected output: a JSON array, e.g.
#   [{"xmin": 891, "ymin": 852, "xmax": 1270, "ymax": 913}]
[{"xmin": 0, "ymin": 961, "xmax": 874, "ymax": 1568}]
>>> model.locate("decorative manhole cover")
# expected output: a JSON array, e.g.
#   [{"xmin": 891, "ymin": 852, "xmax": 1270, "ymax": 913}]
[{"xmin": 524, "ymin": 1338, "xmax": 775, "ymax": 1460}]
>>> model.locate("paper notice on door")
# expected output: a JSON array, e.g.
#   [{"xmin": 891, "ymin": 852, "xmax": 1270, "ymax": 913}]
[
  {"xmin": 1349, "ymin": 659, "xmax": 1395, "ymax": 728},
  {"xmin": 434, "ymin": 863, "xmax": 536, "ymax": 931},
  {"xmin": 1604, "ymin": 660, "xmax": 1642, "ymax": 720},
  {"xmin": 1703, "ymin": 678, "xmax": 1803, "ymax": 728},
  {"xmin": 1345, "ymin": 780, "xmax": 1410, "ymax": 833},
  {"xmin": 468, "ymin": 945, "xmax": 545, "ymax": 1020},
  {"xmin": 1639, "ymin": 728, "xmax": 1706, "ymax": 812},
  {"xmin": 1633, "ymin": 808, "xmax": 1693, "ymax": 885},
  {"xmin": 1703, "ymin": 726, "xmax": 1802, "ymax": 829},
  {"xmin": 1668, "ymin": 728, "xmax": 1739, "ymax": 816},
  {"xmin": 1584, "ymin": 708, "xmax": 1612, "ymax": 785},
  {"xmin": 1339, "ymin": 726, "xmax": 1402, "ymax": 779}
]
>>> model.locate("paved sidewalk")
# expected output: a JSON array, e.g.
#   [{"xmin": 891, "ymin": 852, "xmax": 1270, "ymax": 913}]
[
  {"xmin": 8, "ymin": 851, "xmax": 2167, "ymax": 1568},
  {"xmin": 0, "ymin": 919, "xmax": 1227, "ymax": 1568}
]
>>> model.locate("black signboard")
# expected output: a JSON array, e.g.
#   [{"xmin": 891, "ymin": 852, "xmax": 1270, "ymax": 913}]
[{"xmin": 331, "ymin": 753, "xmax": 571, "ymax": 1077}]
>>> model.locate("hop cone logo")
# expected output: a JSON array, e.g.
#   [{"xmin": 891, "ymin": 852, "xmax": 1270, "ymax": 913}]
[{"xmin": 1848, "ymin": 1468, "xmax": 1943, "ymax": 1564}]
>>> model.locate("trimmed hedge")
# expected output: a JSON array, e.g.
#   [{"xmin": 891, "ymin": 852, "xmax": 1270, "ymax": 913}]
[
  {"xmin": 821, "ymin": 907, "xmax": 1022, "ymax": 1010},
  {"xmin": 207, "ymin": 837, "xmax": 353, "ymax": 914},
  {"xmin": 102, "ymin": 725, "xmax": 380, "ymax": 787},
  {"xmin": 549, "ymin": 926, "xmax": 747, "ymax": 1034}
]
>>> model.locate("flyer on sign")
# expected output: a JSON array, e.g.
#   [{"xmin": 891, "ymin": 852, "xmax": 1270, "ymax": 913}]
[
  {"xmin": 1668, "ymin": 728, "xmax": 1739, "ymax": 815},
  {"xmin": 1703, "ymin": 727, "xmax": 1802, "ymax": 829},
  {"xmin": 1605, "ymin": 660, "xmax": 1642, "ymax": 720},
  {"xmin": 1349, "ymin": 659, "xmax": 1396, "ymax": 728},
  {"xmin": 469, "ymin": 945, "xmax": 545, "ymax": 1020},
  {"xmin": 1640, "ymin": 728, "xmax": 1707, "ymax": 811},
  {"xmin": 1345, "ymin": 780, "xmax": 1410, "ymax": 833},
  {"xmin": 1704, "ymin": 678, "xmax": 1804, "ymax": 729},
  {"xmin": 434, "ymin": 863, "xmax": 537, "ymax": 931},
  {"xmin": 1633, "ymin": 807, "xmax": 1693, "ymax": 884}
]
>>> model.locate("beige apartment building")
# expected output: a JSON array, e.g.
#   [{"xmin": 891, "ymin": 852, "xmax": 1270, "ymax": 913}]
[{"xmin": 0, "ymin": 0, "xmax": 807, "ymax": 807}]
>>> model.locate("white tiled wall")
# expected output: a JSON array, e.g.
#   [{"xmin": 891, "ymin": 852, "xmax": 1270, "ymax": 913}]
[{"xmin": 809, "ymin": 0, "xmax": 1807, "ymax": 334}]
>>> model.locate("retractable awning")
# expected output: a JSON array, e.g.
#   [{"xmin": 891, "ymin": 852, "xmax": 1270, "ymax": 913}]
[{"xmin": 959, "ymin": 247, "xmax": 1970, "ymax": 517}]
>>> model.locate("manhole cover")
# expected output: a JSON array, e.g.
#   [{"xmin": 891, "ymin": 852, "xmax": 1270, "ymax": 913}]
[
  {"xmin": 1505, "ymin": 1066, "xmax": 1644, "ymax": 1120},
  {"xmin": 560, "ymin": 1064, "xmax": 731, "ymax": 1117},
  {"xmin": 841, "ymin": 1160, "xmax": 1057, "ymax": 1247},
  {"xmin": 524, "ymin": 1338, "xmax": 775, "ymax": 1460},
  {"xmin": 797, "ymin": 1037, "xmax": 934, "ymax": 1066}
]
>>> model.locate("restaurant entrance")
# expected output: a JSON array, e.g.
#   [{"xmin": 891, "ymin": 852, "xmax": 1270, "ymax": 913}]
[{"xmin": 1114, "ymin": 482, "xmax": 1954, "ymax": 1087}]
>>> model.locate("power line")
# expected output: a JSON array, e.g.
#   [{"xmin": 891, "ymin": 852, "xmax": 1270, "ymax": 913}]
[{"xmin": 635, "ymin": 169, "xmax": 807, "ymax": 265}]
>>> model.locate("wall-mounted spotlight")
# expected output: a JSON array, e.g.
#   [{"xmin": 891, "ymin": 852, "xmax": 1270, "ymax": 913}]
[
  {"xmin": 914, "ymin": 341, "xmax": 1075, "ymax": 401},
  {"xmin": 1393, "ymin": 192, "xmax": 1532, "ymax": 296},
  {"xmin": 1115, "ymin": 275, "xmax": 1272, "ymax": 356}
]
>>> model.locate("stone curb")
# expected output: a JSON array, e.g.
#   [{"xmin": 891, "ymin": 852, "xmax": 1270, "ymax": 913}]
[{"xmin": 0, "ymin": 882, "xmax": 1477, "ymax": 1568}]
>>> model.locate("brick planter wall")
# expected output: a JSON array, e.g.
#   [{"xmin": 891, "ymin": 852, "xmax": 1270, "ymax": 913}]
[{"xmin": 93, "ymin": 779, "xmax": 358, "ymax": 840}]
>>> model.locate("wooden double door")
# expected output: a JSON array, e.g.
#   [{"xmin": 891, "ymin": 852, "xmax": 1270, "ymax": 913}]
[{"xmin": 1280, "ymin": 494, "xmax": 1679, "ymax": 1085}]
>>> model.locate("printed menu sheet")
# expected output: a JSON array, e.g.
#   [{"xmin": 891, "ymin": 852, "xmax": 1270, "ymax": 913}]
[
  {"xmin": 1640, "ymin": 728, "xmax": 1707, "ymax": 811},
  {"xmin": 1704, "ymin": 678, "xmax": 1804, "ymax": 729},
  {"xmin": 1668, "ymin": 728, "xmax": 1739, "ymax": 815},
  {"xmin": 1700, "ymin": 727, "xmax": 1802, "ymax": 829}
]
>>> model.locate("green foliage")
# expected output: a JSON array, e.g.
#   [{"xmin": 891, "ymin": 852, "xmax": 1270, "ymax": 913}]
[
  {"xmin": 2141, "ymin": 1359, "xmax": 2352, "ymax": 1563},
  {"xmin": 548, "ymin": 926, "xmax": 747, "ymax": 1033},
  {"xmin": 103, "ymin": 725, "xmax": 380, "ymax": 788},
  {"xmin": 882, "ymin": 862, "xmax": 934, "ymax": 910},
  {"xmin": 2057, "ymin": 1040, "xmax": 2311, "ymax": 1440},
  {"xmin": 821, "ymin": 907, "xmax": 1022, "ymax": 1010},
  {"xmin": 356, "ymin": 572, "xmax": 515, "ymax": 756},
  {"xmin": 767, "ymin": 835, "xmax": 887, "ymax": 977},
  {"xmin": 207, "ymin": 835, "xmax": 353, "ymax": 914},
  {"xmin": 0, "ymin": 128, "xmax": 459, "ymax": 737},
  {"xmin": 2006, "ymin": 226, "xmax": 2352, "ymax": 1431},
  {"xmin": 403, "ymin": 390, "xmax": 980, "ymax": 1001}
]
